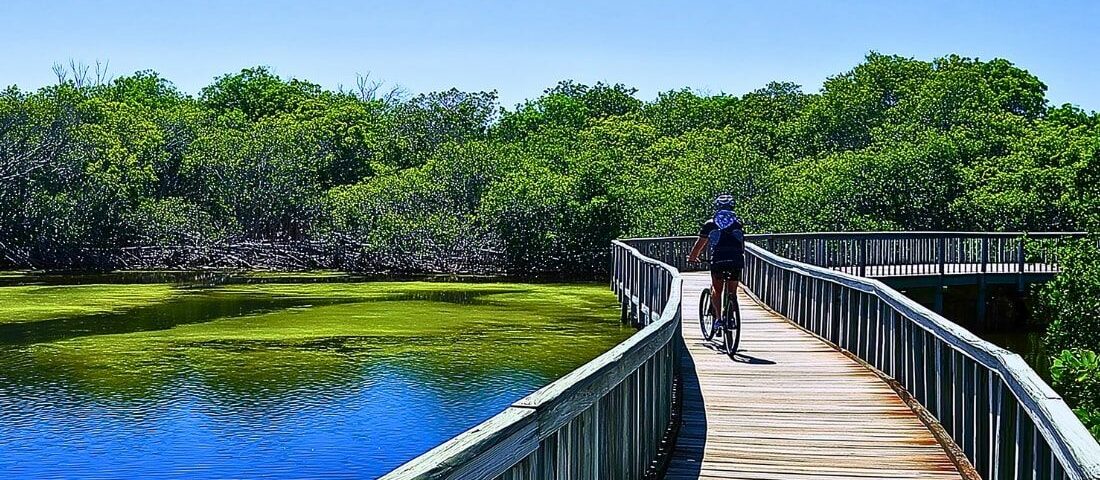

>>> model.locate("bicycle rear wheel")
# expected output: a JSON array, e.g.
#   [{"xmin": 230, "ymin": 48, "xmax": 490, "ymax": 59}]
[
  {"xmin": 722, "ymin": 289, "xmax": 742, "ymax": 358},
  {"xmin": 698, "ymin": 288, "xmax": 717, "ymax": 341}
]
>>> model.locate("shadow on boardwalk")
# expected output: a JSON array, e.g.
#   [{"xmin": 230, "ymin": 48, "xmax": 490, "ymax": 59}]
[
  {"xmin": 668, "ymin": 338, "xmax": 705, "ymax": 478},
  {"xmin": 663, "ymin": 276, "xmax": 961, "ymax": 479}
]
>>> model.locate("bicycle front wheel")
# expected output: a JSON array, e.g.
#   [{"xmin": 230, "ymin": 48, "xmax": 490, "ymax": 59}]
[
  {"xmin": 723, "ymin": 290, "xmax": 742, "ymax": 358},
  {"xmin": 699, "ymin": 288, "xmax": 716, "ymax": 341}
]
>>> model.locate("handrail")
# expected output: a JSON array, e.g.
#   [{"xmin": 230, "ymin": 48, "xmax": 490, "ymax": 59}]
[
  {"xmin": 382, "ymin": 240, "xmax": 683, "ymax": 479},
  {"xmin": 752, "ymin": 231, "xmax": 1088, "ymax": 238},
  {"xmin": 748, "ymin": 231, "xmax": 1091, "ymax": 277},
  {"xmin": 746, "ymin": 242, "xmax": 1100, "ymax": 479},
  {"xmin": 627, "ymin": 233, "xmax": 1100, "ymax": 480}
]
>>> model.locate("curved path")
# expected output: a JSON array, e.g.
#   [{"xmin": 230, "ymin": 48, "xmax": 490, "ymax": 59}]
[{"xmin": 665, "ymin": 272, "xmax": 962, "ymax": 480}]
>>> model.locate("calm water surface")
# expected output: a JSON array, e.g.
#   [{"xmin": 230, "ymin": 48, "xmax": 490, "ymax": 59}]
[
  {"xmin": 0, "ymin": 275, "xmax": 630, "ymax": 479},
  {"xmin": 898, "ymin": 284, "xmax": 1051, "ymax": 379}
]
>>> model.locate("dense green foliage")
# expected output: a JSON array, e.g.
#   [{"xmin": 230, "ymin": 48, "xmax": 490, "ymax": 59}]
[
  {"xmin": 3, "ymin": 54, "xmax": 1099, "ymax": 275},
  {"xmin": 1050, "ymin": 349, "xmax": 1100, "ymax": 439},
  {"xmin": 1039, "ymin": 239, "xmax": 1100, "ymax": 438},
  {"xmin": 1042, "ymin": 240, "xmax": 1100, "ymax": 355}
]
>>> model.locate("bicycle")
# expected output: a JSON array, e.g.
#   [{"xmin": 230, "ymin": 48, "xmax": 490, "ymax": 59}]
[{"xmin": 698, "ymin": 285, "xmax": 741, "ymax": 358}]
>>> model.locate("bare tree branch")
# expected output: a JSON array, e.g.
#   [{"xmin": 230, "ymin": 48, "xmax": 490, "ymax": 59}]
[
  {"xmin": 52, "ymin": 63, "xmax": 68, "ymax": 84},
  {"xmin": 95, "ymin": 59, "xmax": 111, "ymax": 85}
]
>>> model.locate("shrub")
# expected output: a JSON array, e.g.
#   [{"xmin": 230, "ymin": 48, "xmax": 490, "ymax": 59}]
[
  {"xmin": 1039, "ymin": 239, "xmax": 1100, "ymax": 439},
  {"xmin": 1050, "ymin": 349, "xmax": 1100, "ymax": 439}
]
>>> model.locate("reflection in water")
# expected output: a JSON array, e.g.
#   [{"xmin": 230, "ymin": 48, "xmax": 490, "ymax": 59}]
[{"xmin": 0, "ymin": 279, "xmax": 630, "ymax": 479}]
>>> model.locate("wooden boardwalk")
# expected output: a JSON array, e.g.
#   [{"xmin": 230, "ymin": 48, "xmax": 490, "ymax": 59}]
[{"xmin": 665, "ymin": 273, "xmax": 962, "ymax": 480}]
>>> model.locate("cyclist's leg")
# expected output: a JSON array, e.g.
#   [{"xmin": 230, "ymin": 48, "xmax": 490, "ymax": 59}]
[
  {"xmin": 724, "ymin": 279, "xmax": 739, "ymax": 301},
  {"xmin": 724, "ymin": 279, "xmax": 739, "ymax": 325},
  {"xmin": 724, "ymin": 268, "xmax": 743, "ymax": 318},
  {"xmin": 709, "ymin": 270, "xmax": 724, "ymax": 319}
]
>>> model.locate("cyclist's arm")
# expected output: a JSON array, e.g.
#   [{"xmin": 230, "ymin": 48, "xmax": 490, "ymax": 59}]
[
  {"xmin": 687, "ymin": 236, "xmax": 707, "ymax": 262},
  {"xmin": 689, "ymin": 220, "xmax": 716, "ymax": 262}
]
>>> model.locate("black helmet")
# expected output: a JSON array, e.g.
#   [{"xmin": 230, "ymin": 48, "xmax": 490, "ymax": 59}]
[{"xmin": 713, "ymin": 194, "xmax": 734, "ymax": 211}]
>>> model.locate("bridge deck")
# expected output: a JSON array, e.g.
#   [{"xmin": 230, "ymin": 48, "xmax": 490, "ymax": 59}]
[{"xmin": 665, "ymin": 273, "xmax": 962, "ymax": 480}]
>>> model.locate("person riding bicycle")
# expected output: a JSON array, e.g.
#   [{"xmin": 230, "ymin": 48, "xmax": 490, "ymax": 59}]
[{"xmin": 687, "ymin": 194, "xmax": 745, "ymax": 320}]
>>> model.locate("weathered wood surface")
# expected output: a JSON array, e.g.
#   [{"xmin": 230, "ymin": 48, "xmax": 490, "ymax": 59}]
[
  {"xmin": 665, "ymin": 272, "xmax": 962, "ymax": 480},
  {"xmin": 633, "ymin": 234, "xmax": 1100, "ymax": 479},
  {"xmin": 740, "ymin": 242, "xmax": 1100, "ymax": 480}
]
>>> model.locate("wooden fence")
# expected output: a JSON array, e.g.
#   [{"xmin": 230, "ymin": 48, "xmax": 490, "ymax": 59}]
[
  {"xmin": 381, "ymin": 240, "xmax": 682, "ymax": 479},
  {"xmin": 752, "ymin": 232, "xmax": 1089, "ymax": 277}
]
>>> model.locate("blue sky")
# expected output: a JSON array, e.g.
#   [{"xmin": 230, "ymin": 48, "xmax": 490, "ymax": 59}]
[{"xmin": 1, "ymin": 1, "xmax": 1097, "ymax": 111}]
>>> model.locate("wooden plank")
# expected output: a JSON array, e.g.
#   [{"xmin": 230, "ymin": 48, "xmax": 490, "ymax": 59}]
[
  {"xmin": 738, "ymin": 242, "xmax": 1100, "ymax": 479},
  {"xmin": 665, "ymin": 273, "xmax": 963, "ymax": 480},
  {"xmin": 380, "ymin": 407, "xmax": 538, "ymax": 480}
]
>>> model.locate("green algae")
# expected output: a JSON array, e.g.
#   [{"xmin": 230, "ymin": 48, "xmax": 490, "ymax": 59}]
[
  {"xmin": 236, "ymin": 270, "xmax": 350, "ymax": 279},
  {"xmin": 0, "ymin": 284, "xmax": 178, "ymax": 324},
  {"xmin": 1, "ymin": 281, "xmax": 630, "ymax": 402}
]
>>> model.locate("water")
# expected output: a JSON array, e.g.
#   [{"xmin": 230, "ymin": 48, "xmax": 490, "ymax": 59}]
[
  {"xmin": 979, "ymin": 330, "xmax": 1050, "ymax": 379},
  {"xmin": 897, "ymin": 284, "xmax": 1051, "ymax": 380},
  {"xmin": 0, "ymin": 276, "xmax": 631, "ymax": 479}
]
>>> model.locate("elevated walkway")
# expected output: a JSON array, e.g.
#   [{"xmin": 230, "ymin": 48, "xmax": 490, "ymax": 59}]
[
  {"xmin": 666, "ymin": 273, "xmax": 962, "ymax": 480},
  {"xmin": 384, "ymin": 234, "xmax": 1100, "ymax": 480}
]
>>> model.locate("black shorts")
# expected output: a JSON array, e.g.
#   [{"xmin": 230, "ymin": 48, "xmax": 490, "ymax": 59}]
[{"xmin": 710, "ymin": 262, "xmax": 743, "ymax": 282}]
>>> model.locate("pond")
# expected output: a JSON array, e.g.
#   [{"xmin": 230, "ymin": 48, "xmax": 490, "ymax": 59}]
[{"xmin": 0, "ymin": 274, "xmax": 631, "ymax": 479}]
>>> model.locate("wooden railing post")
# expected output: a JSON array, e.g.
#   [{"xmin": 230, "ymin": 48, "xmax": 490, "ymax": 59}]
[
  {"xmin": 980, "ymin": 236, "xmax": 989, "ymax": 274},
  {"xmin": 611, "ymin": 245, "xmax": 618, "ymax": 291},
  {"xmin": 858, "ymin": 237, "xmax": 868, "ymax": 277},
  {"xmin": 1017, "ymin": 236, "xmax": 1026, "ymax": 270},
  {"xmin": 937, "ymin": 235, "xmax": 946, "ymax": 276},
  {"xmin": 1017, "ymin": 235, "xmax": 1026, "ymax": 291},
  {"xmin": 978, "ymin": 236, "xmax": 989, "ymax": 325},
  {"xmin": 816, "ymin": 238, "xmax": 826, "ymax": 267}
]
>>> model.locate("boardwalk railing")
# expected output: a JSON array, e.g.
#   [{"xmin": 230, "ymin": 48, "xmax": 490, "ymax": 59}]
[
  {"xmin": 631, "ymin": 234, "xmax": 1100, "ymax": 480},
  {"xmin": 752, "ymin": 231, "xmax": 1089, "ymax": 277},
  {"xmin": 382, "ymin": 240, "xmax": 681, "ymax": 479}
]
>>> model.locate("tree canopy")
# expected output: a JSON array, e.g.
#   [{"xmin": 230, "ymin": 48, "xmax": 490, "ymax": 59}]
[{"xmin": 1, "ymin": 53, "xmax": 1098, "ymax": 273}]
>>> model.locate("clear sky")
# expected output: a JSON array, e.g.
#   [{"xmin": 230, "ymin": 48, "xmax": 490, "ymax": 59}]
[{"xmin": 1, "ymin": 1, "xmax": 1097, "ymax": 111}]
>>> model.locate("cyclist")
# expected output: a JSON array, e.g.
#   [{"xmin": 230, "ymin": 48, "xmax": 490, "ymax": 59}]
[{"xmin": 687, "ymin": 194, "xmax": 746, "ymax": 320}]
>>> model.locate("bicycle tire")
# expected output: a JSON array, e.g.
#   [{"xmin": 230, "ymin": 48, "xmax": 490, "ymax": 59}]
[
  {"xmin": 723, "ymin": 289, "xmax": 742, "ymax": 358},
  {"xmin": 699, "ymin": 288, "xmax": 717, "ymax": 341}
]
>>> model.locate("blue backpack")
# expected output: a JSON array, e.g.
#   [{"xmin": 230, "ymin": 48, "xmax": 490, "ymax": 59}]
[{"xmin": 708, "ymin": 210, "xmax": 745, "ymax": 264}]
